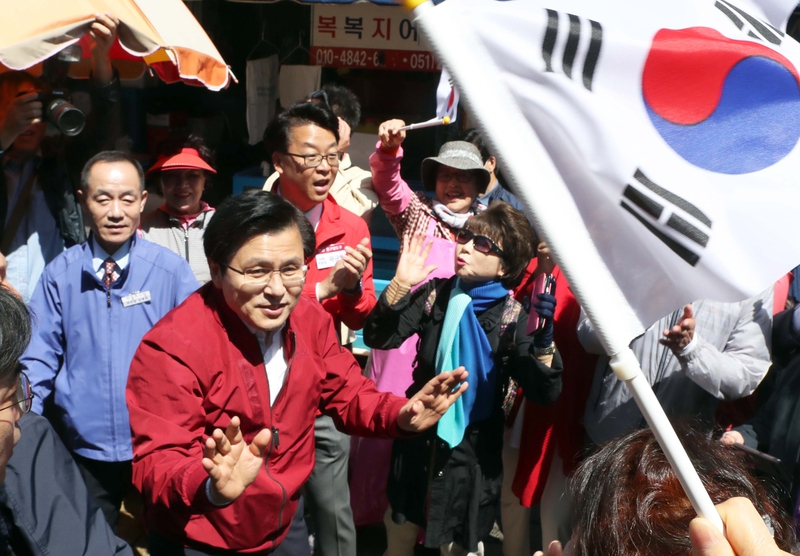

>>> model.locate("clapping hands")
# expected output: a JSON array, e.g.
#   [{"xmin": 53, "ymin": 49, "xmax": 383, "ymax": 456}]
[{"xmin": 318, "ymin": 238, "xmax": 372, "ymax": 300}]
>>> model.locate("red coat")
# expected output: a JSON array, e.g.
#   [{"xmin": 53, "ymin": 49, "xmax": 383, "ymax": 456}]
[
  {"xmin": 303, "ymin": 196, "xmax": 376, "ymax": 331},
  {"xmin": 126, "ymin": 284, "xmax": 406, "ymax": 553},
  {"xmin": 512, "ymin": 263, "xmax": 597, "ymax": 506}
]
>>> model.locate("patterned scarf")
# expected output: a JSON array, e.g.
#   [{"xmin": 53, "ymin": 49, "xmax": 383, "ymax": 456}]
[
  {"xmin": 431, "ymin": 199, "xmax": 486, "ymax": 229},
  {"xmin": 434, "ymin": 278, "xmax": 510, "ymax": 448}
]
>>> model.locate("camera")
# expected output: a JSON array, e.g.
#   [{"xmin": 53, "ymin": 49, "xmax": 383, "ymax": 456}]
[{"xmin": 35, "ymin": 89, "xmax": 85, "ymax": 137}]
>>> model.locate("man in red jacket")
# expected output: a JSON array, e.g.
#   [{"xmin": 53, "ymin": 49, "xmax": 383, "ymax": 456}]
[
  {"xmin": 126, "ymin": 192, "xmax": 467, "ymax": 555},
  {"xmin": 262, "ymin": 101, "xmax": 376, "ymax": 556}
]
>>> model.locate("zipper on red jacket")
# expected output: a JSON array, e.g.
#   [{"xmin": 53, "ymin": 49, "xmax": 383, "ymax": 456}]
[
  {"xmin": 264, "ymin": 330, "xmax": 296, "ymax": 532},
  {"xmin": 263, "ymin": 427, "xmax": 286, "ymax": 530}
]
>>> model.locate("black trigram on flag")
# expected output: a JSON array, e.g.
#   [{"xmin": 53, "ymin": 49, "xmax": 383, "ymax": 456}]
[
  {"xmin": 620, "ymin": 169, "xmax": 713, "ymax": 267},
  {"xmin": 541, "ymin": 9, "xmax": 603, "ymax": 91},
  {"xmin": 714, "ymin": 0, "xmax": 785, "ymax": 45}
]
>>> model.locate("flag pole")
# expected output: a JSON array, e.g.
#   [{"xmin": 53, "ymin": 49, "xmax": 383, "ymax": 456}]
[
  {"xmin": 398, "ymin": 116, "xmax": 451, "ymax": 131},
  {"xmin": 403, "ymin": 0, "xmax": 724, "ymax": 533}
]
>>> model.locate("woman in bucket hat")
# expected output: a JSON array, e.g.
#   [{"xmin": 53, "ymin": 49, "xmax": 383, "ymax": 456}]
[
  {"xmin": 140, "ymin": 135, "xmax": 217, "ymax": 283},
  {"xmin": 349, "ymin": 121, "xmax": 493, "ymax": 529}
]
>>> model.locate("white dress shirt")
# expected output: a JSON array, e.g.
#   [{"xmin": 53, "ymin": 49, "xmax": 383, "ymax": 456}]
[{"xmin": 242, "ymin": 319, "xmax": 287, "ymax": 407}]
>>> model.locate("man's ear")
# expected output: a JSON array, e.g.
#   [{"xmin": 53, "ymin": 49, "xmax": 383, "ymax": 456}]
[
  {"xmin": 139, "ymin": 190, "xmax": 148, "ymax": 214},
  {"xmin": 209, "ymin": 260, "xmax": 224, "ymax": 288},
  {"xmin": 272, "ymin": 152, "xmax": 285, "ymax": 175},
  {"xmin": 76, "ymin": 188, "xmax": 86, "ymax": 207},
  {"xmin": 485, "ymin": 156, "xmax": 497, "ymax": 174}
]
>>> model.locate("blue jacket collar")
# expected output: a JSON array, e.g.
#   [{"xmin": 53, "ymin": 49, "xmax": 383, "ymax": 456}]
[{"xmin": 82, "ymin": 232, "xmax": 140, "ymax": 286}]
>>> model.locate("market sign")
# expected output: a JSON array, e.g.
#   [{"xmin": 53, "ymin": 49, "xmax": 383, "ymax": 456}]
[{"xmin": 310, "ymin": 5, "xmax": 440, "ymax": 71}]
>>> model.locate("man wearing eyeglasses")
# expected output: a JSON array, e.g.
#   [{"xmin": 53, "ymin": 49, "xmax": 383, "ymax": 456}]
[
  {"xmin": 264, "ymin": 85, "xmax": 378, "ymax": 223},
  {"xmin": 0, "ymin": 288, "xmax": 32, "ymax": 486},
  {"xmin": 262, "ymin": 101, "xmax": 375, "ymax": 331},
  {"xmin": 126, "ymin": 191, "xmax": 467, "ymax": 555},
  {"xmin": 262, "ymin": 101, "xmax": 376, "ymax": 556},
  {"xmin": 0, "ymin": 372, "xmax": 135, "ymax": 556},
  {"xmin": 19, "ymin": 151, "xmax": 199, "ymax": 532},
  {"xmin": 0, "ymin": 286, "xmax": 133, "ymax": 554}
]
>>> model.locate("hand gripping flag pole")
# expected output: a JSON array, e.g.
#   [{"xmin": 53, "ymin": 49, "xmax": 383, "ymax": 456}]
[{"xmin": 402, "ymin": 0, "xmax": 724, "ymax": 533}]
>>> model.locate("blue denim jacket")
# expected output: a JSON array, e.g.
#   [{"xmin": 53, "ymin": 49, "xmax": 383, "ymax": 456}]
[{"xmin": 22, "ymin": 234, "xmax": 199, "ymax": 462}]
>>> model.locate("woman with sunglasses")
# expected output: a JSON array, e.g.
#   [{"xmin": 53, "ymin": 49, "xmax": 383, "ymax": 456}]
[
  {"xmin": 140, "ymin": 135, "xmax": 217, "ymax": 283},
  {"xmin": 363, "ymin": 202, "xmax": 562, "ymax": 556},
  {"xmin": 350, "ymin": 128, "xmax": 496, "ymax": 526}
]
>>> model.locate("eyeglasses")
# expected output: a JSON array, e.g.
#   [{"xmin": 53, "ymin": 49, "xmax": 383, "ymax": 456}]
[
  {"xmin": 0, "ymin": 371, "xmax": 33, "ymax": 415},
  {"xmin": 437, "ymin": 170, "xmax": 475, "ymax": 184},
  {"xmin": 455, "ymin": 229, "xmax": 504, "ymax": 256},
  {"xmin": 285, "ymin": 152, "xmax": 341, "ymax": 169},
  {"xmin": 222, "ymin": 263, "xmax": 308, "ymax": 288}
]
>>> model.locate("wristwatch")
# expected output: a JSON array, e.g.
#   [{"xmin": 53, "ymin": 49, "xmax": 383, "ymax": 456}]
[{"xmin": 534, "ymin": 342, "xmax": 556, "ymax": 356}]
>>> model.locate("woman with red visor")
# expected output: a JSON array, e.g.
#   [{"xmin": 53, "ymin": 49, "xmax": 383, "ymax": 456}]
[{"xmin": 141, "ymin": 135, "xmax": 217, "ymax": 283}]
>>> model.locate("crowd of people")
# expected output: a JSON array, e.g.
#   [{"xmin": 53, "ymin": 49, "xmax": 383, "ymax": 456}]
[{"xmin": 0, "ymin": 12, "xmax": 798, "ymax": 556}]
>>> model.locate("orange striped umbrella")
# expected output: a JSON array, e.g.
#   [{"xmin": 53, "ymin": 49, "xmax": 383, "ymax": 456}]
[{"xmin": 0, "ymin": 0, "xmax": 235, "ymax": 90}]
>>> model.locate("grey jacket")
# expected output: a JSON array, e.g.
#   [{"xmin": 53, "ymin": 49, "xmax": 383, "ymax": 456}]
[
  {"xmin": 140, "ymin": 208, "xmax": 214, "ymax": 283},
  {"xmin": 578, "ymin": 287, "xmax": 773, "ymax": 443}
]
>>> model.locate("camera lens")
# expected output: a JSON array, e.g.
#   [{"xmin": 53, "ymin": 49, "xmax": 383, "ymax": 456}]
[{"xmin": 46, "ymin": 99, "xmax": 85, "ymax": 137}]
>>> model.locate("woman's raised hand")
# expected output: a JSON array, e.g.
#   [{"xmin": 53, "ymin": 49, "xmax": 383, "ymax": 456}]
[
  {"xmin": 395, "ymin": 234, "xmax": 438, "ymax": 288},
  {"xmin": 378, "ymin": 119, "xmax": 407, "ymax": 150}
]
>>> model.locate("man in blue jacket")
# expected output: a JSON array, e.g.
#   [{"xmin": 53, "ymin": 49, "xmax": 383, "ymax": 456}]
[{"xmin": 21, "ymin": 150, "xmax": 198, "ymax": 531}]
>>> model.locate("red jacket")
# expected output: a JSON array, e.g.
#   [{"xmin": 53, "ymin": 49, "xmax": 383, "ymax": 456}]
[
  {"xmin": 126, "ymin": 284, "xmax": 406, "ymax": 553},
  {"xmin": 303, "ymin": 196, "xmax": 376, "ymax": 331},
  {"xmin": 512, "ymin": 263, "xmax": 597, "ymax": 506}
]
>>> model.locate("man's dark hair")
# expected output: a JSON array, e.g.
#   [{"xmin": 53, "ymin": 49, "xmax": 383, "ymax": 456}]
[
  {"xmin": 465, "ymin": 202, "xmax": 535, "ymax": 289},
  {"xmin": 263, "ymin": 102, "xmax": 340, "ymax": 158},
  {"xmin": 0, "ymin": 288, "xmax": 30, "ymax": 388},
  {"xmin": 320, "ymin": 84, "xmax": 361, "ymax": 131},
  {"xmin": 204, "ymin": 191, "xmax": 316, "ymax": 266},
  {"xmin": 460, "ymin": 128, "xmax": 491, "ymax": 164},
  {"xmin": 80, "ymin": 151, "xmax": 145, "ymax": 193},
  {"xmin": 569, "ymin": 426, "xmax": 797, "ymax": 556}
]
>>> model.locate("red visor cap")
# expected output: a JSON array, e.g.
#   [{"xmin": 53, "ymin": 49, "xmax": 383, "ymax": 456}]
[{"xmin": 146, "ymin": 148, "xmax": 217, "ymax": 176}]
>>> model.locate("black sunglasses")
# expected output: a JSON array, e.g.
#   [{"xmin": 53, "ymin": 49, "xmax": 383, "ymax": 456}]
[
  {"xmin": 307, "ymin": 90, "xmax": 331, "ymax": 109},
  {"xmin": 455, "ymin": 229, "xmax": 504, "ymax": 255}
]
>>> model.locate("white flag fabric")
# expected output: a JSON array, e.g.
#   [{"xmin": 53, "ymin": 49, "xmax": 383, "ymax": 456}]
[
  {"xmin": 436, "ymin": 67, "xmax": 459, "ymax": 122},
  {"xmin": 418, "ymin": 0, "xmax": 800, "ymax": 344}
]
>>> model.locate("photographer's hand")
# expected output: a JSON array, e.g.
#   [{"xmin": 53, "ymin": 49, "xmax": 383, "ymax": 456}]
[
  {"xmin": 0, "ymin": 93, "xmax": 42, "ymax": 151},
  {"xmin": 90, "ymin": 13, "xmax": 119, "ymax": 87}
]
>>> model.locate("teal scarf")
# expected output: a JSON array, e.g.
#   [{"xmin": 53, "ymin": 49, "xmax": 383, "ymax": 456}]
[{"xmin": 434, "ymin": 278, "xmax": 509, "ymax": 448}]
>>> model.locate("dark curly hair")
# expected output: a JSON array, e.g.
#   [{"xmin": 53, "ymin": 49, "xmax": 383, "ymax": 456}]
[
  {"xmin": 465, "ymin": 202, "xmax": 535, "ymax": 289},
  {"xmin": 569, "ymin": 426, "xmax": 798, "ymax": 556},
  {"xmin": 464, "ymin": 201, "xmax": 537, "ymax": 288}
]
